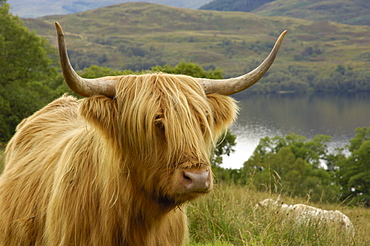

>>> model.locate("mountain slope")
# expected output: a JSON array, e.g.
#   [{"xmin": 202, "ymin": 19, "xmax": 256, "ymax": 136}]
[
  {"xmin": 199, "ymin": 0, "xmax": 274, "ymax": 12},
  {"xmin": 200, "ymin": 0, "xmax": 370, "ymax": 26},
  {"xmin": 22, "ymin": 2, "xmax": 370, "ymax": 92},
  {"xmin": 255, "ymin": 0, "xmax": 370, "ymax": 26},
  {"xmin": 7, "ymin": 0, "xmax": 212, "ymax": 18}
]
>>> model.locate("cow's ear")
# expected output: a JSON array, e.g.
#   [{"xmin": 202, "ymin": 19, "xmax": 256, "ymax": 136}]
[
  {"xmin": 206, "ymin": 94, "xmax": 238, "ymax": 136},
  {"xmin": 79, "ymin": 96, "xmax": 117, "ymax": 137}
]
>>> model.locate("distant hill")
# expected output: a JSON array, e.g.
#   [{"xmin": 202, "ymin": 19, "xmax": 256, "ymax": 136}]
[
  {"xmin": 22, "ymin": 2, "xmax": 370, "ymax": 93},
  {"xmin": 200, "ymin": 0, "xmax": 370, "ymax": 26},
  {"xmin": 255, "ymin": 0, "xmax": 370, "ymax": 26},
  {"xmin": 7, "ymin": 0, "xmax": 212, "ymax": 18},
  {"xmin": 199, "ymin": 0, "xmax": 274, "ymax": 12}
]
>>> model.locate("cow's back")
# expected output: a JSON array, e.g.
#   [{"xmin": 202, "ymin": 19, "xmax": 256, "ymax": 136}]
[{"xmin": 0, "ymin": 95, "xmax": 80, "ymax": 245}]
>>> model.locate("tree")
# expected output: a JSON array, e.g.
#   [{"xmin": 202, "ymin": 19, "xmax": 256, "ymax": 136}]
[
  {"xmin": 79, "ymin": 65, "xmax": 135, "ymax": 78},
  {"xmin": 242, "ymin": 133, "xmax": 339, "ymax": 202},
  {"xmin": 211, "ymin": 129, "xmax": 236, "ymax": 167},
  {"xmin": 0, "ymin": 2, "xmax": 59, "ymax": 142},
  {"xmin": 79, "ymin": 62, "xmax": 224, "ymax": 80},
  {"xmin": 337, "ymin": 127, "xmax": 370, "ymax": 206},
  {"xmin": 152, "ymin": 61, "xmax": 223, "ymax": 79}
]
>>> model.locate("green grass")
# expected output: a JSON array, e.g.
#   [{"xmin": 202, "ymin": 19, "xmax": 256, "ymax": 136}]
[
  {"xmin": 187, "ymin": 183, "xmax": 370, "ymax": 245},
  {"xmin": 189, "ymin": 241, "xmax": 233, "ymax": 246}
]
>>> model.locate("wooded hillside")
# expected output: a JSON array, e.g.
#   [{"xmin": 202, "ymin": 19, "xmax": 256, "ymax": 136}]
[{"xmin": 22, "ymin": 2, "xmax": 370, "ymax": 94}]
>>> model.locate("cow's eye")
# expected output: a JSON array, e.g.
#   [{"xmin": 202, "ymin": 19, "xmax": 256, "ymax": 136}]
[
  {"xmin": 155, "ymin": 121, "xmax": 165, "ymax": 132},
  {"xmin": 155, "ymin": 115, "xmax": 165, "ymax": 132}
]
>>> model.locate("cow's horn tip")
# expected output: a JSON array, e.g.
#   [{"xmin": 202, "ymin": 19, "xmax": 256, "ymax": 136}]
[{"xmin": 55, "ymin": 22, "xmax": 64, "ymax": 36}]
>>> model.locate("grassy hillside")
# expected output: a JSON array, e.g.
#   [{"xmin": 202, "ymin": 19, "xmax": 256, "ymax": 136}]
[
  {"xmin": 255, "ymin": 0, "xmax": 370, "ymax": 26},
  {"xmin": 22, "ymin": 2, "xmax": 370, "ymax": 92},
  {"xmin": 200, "ymin": 0, "xmax": 370, "ymax": 26},
  {"xmin": 199, "ymin": 0, "xmax": 274, "ymax": 12}
]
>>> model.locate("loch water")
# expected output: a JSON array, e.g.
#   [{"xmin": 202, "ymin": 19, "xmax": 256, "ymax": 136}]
[{"xmin": 222, "ymin": 92, "xmax": 370, "ymax": 169}]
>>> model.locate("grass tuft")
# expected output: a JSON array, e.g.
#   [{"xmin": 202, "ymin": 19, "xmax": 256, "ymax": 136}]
[{"xmin": 187, "ymin": 183, "xmax": 370, "ymax": 245}]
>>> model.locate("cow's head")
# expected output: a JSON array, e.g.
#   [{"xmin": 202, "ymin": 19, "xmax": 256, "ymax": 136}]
[{"xmin": 55, "ymin": 22, "xmax": 286, "ymax": 208}]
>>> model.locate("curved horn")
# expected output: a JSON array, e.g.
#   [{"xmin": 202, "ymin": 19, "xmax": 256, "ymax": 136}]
[
  {"xmin": 198, "ymin": 30, "xmax": 287, "ymax": 95},
  {"xmin": 55, "ymin": 22, "xmax": 116, "ymax": 97}
]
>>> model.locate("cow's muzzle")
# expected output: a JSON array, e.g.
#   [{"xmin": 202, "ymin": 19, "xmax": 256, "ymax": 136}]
[{"xmin": 180, "ymin": 168, "xmax": 212, "ymax": 193}]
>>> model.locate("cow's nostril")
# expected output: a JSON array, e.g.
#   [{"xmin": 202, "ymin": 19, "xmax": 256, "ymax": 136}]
[
  {"xmin": 182, "ymin": 169, "xmax": 211, "ymax": 192},
  {"xmin": 183, "ymin": 173, "xmax": 192, "ymax": 180}
]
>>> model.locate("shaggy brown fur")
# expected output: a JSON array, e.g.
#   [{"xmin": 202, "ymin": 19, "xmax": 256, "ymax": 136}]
[{"xmin": 0, "ymin": 73, "xmax": 237, "ymax": 245}]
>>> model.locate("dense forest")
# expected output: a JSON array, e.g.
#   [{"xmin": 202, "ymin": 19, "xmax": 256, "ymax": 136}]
[{"xmin": 1, "ymin": 0, "xmax": 370, "ymax": 208}]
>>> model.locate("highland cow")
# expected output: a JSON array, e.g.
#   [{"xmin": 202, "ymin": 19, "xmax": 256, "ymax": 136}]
[{"xmin": 0, "ymin": 22, "xmax": 286, "ymax": 245}]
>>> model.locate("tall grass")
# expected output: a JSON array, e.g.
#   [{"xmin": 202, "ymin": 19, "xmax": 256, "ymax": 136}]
[{"xmin": 187, "ymin": 183, "xmax": 370, "ymax": 246}]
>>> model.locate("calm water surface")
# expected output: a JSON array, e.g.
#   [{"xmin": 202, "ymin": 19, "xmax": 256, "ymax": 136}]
[{"xmin": 222, "ymin": 92, "xmax": 370, "ymax": 169}]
